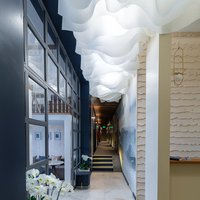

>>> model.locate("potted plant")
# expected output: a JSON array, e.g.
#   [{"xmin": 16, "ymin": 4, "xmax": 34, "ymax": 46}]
[
  {"xmin": 76, "ymin": 155, "xmax": 92, "ymax": 188},
  {"xmin": 78, "ymin": 162, "xmax": 90, "ymax": 171}
]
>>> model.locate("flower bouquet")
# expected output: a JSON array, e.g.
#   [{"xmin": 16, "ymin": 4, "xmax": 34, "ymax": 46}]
[{"xmin": 26, "ymin": 169, "xmax": 73, "ymax": 200}]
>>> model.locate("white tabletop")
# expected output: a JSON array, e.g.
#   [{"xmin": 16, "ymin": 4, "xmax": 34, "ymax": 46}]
[{"xmin": 49, "ymin": 160, "xmax": 64, "ymax": 166}]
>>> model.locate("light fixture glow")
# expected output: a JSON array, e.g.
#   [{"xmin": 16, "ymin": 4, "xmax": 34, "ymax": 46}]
[{"xmin": 58, "ymin": 0, "xmax": 200, "ymax": 101}]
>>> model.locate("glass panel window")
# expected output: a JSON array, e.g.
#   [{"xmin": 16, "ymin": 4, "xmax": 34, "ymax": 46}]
[
  {"xmin": 27, "ymin": 0, "xmax": 44, "ymax": 39},
  {"xmin": 78, "ymin": 99, "xmax": 80, "ymax": 113},
  {"xmin": 77, "ymin": 116, "xmax": 80, "ymax": 131},
  {"xmin": 47, "ymin": 56, "xmax": 58, "ymax": 92},
  {"xmin": 73, "ymin": 115, "xmax": 76, "ymax": 131},
  {"xmin": 29, "ymin": 78, "xmax": 45, "ymax": 121},
  {"xmin": 47, "ymin": 23, "xmax": 57, "ymax": 59},
  {"xmin": 59, "ymin": 48, "xmax": 65, "ymax": 72},
  {"xmin": 67, "ymin": 84, "xmax": 72, "ymax": 105},
  {"xmin": 48, "ymin": 91, "xmax": 57, "ymax": 113},
  {"xmin": 77, "ymin": 80, "xmax": 80, "ymax": 96},
  {"xmin": 29, "ymin": 124, "xmax": 45, "ymax": 165},
  {"xmin": 73, "ymin": 115, "xmax": 79, "ymax": 131},
  {"xmin": 48, "ymin": 91, "xmax": 70, "ymax": 179},
  {"xmin": 27, "ymin": 28, "xmax": 44, "ymax": 79},
  {"xmin": 48, "ymin": 91, "xmax": 68, "ymax": 114},
  {"xmin": 38, "ymin": 164, "xmax": 46, "ymax": 174},
  {"xmin": 68, "ymin": 65, "xmax": 72, "ymax": 84},
  {"xmin": 73, "ymin": 91, "xmax": 77, "ymax": 110},
  {"xmin": 73, "ymin": 150, "xmax": 79, "ymax": 167},
  {"xmin": 72, "ymin": 72, "xmax": 77, "ymax": 91},
  {"xmin": 59, "ymin": 73, "xmax": 66, "ymax": 98},
  {"xmin": 65, "ymin": 60, "xmax": 69, "ymax": 76},
  {"xmin": 79, "ymin": 148, "xmax": 81, "ymax": 161},
  {"xmin": 73, "ymin": 132, "xmax": 79, "ymax": 149},
  {"xmin": 79, "ymin": 132, "xmax": 81, "ymax": 147}
]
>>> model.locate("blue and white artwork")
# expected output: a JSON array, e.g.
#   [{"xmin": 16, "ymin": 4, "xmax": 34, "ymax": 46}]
[{"xmin": 117, "ymin": 77, "xmax": 137, "ymax": 195}]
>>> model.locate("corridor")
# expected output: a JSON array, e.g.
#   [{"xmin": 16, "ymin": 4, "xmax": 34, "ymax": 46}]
[
  {"xmin": 63, "ymin": 172, "xmax": 134, "ymax": 200},
  {"xmin": 63, "ymin": 140, "xmax": 133, "ymax": 200}
]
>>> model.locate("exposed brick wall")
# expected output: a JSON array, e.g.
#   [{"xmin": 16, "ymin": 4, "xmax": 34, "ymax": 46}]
[
  {"xmin": 136, "ymin": 33, "xmax": 200, "ymax": 199},
  {"xmin": 170, "ymin": 33, "xmax": 200, "ymax": 157},
  {"xmin": 136, "ymin": 47, "xmax": 146, "ymax": 200}
]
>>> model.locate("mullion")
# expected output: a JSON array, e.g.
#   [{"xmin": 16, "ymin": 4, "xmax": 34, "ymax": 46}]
[{"xmin": 25, "ymin": 0, "xmax": 81, "ymax": 175}]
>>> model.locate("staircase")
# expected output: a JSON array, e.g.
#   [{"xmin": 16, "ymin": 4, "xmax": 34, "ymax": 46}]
[{"xmin": 92, "ymin": 155, "xmax": 113, "ymax": 171}]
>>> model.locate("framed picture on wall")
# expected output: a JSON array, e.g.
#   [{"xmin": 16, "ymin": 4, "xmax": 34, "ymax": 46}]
[
  {"xmin": 54, "ymin": 131, "xmax": 61, "ymax": 140},
  {"xmin": 34, "ymin": 132, "xmax": 41, "ymax": 140}
]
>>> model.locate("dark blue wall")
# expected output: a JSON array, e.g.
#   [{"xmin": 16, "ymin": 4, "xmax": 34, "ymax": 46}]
[
  {"xmin": 44, "ymin": 0, "xmax": 92, "ymax": 156},
  {"xmin": 42, "ymin": 0, "xmax": 85, "ymax": 83},
  {"xmin": 80, "ymin": 82, "xmax": 91, "ymax": 156},
  {"xmin": 0, "ymin": 0, "xmax": 26, "ymax": 199},
  {"xmin": 42, "ymin": 0, "xmax": 92, "ymax": 156}
]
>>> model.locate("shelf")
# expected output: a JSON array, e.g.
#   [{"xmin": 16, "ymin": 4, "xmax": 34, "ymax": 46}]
[{"xmin": 170, "ymin": 158, "xmax": 200, "ymax": 164}]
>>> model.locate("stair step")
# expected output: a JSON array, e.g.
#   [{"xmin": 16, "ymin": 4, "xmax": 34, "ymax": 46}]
[
  {"xmin": 93, "ymin": 159, "xmax": 112, "ymax": 163},
  {"xmin": 93, "ymin": 155, "xmax": 112, "ymax": 158},
  {"xmin": 93, "ymin": 161, "xmax": 113, "ymax": 164},
  {"xmin": 92, "ymin": 166, "xmax": 113, "ymax": 171},
  {"xmin": 93, "ymin": 166, "xmax": 113, "ymax": 168},
  {"xmin": 93, "ymin": 166, "xmax": 113, "ymax": 169},
  {"xmin": 93, "ymin": 162, "xmax": 113, "ymax": 166},
  {"xmin": 93, "ymin": 158, "xmax": 112, "ymax": 160}
]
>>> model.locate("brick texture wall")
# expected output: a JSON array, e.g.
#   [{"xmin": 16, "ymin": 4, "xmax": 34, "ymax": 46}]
[
  {"xmin": 136, "ymin": 47, "xmax": 146, "ymax": 200},
  {"xmin": 170, "ymin": 33, "xmax": 200, "ymax": 157}
]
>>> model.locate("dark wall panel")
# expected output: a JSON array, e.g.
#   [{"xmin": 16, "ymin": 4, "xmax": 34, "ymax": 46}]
[
  {"xmin": 0, "ymin": 0, "xmax": 26, "ymax": 199},
  {"xmin": 42, "ymin": 0, "xmax": 85, "ymax": 82},
  {"xmin": 80, "ymin": 82, "xmax": 91, "ymax": 155}
]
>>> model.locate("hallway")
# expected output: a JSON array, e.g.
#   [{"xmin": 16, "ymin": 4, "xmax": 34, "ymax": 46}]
[
  {"xmin": 64, "ymin": 172, "xmax": 134, "ymax": 200},
  {"xmin": 62, "ymin": 140, "xmax": 134, "ymax": 200}
]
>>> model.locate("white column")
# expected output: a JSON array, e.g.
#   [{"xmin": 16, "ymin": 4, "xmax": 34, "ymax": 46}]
[{"xmin": 145, "ymin": 34, "xmax": 171, "ymax": 200}]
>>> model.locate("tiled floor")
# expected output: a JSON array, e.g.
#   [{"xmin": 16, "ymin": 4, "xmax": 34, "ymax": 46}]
[{"xmin": 62, "ymin": 172, "xmax": 134, "ymax": 200}]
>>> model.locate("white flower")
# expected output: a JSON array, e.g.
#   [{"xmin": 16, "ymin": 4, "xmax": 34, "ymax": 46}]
[
  {"xmin": 37, "ymin": 174, "xmax": 48, "ymax": 185},
  {"xmin": 82, "ymin": 155, "xmax": 92, "ymax": 161},
  {"xmin": 26, "ymin": 168, "xmax": 74, "ymax": 200},
  {"xmin": 26, "ymin": 169, "xmax": 40, "ymax": 179},
  {"xmin": 32, "ymin": 185, "xmax": 47, "ymax": 197}
]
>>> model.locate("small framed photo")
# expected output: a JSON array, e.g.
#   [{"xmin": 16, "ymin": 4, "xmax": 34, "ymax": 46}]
[
  {"xmin": 35, "ymin": 132, "xmax": 41, "ymax": 140},
  {"xmin": 54, "ymin": 131, "xmax": 61, "ymax": 140}
]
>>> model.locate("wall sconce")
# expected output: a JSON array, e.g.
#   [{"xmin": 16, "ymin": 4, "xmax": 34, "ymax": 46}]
[{"xmin": 173, "ymin": 46, "xmax": 184, "ymax": 86}]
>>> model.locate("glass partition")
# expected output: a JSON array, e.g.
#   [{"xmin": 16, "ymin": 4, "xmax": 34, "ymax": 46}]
[
  {"xmin": 27, "ymin": 28, "xmax": 44, "ymax": 79},
  {"xmin": 47, "ymin": 23, "xmax": 57, "ymax": 59},
  {"xmin": 28, "ymin": 78, "xmax": 45, "ymax": 121},
  {"xmin": 29, "ymin": 124, "xmax": 45, "ymax": 165},
  {"xmin": 27, "ymin": 0, "xmax": 44, "ymax": 39},
  {"xmin": 67, "ymin": 84, "xmax": 72, "ymax": 105},
  {"xmin": 59, "ymin": 48, "xmax": 66, "ymax": 72},
  {"xmin": 25, "ymin": 0, "xmax": 81, "ymax": 184},
  {"xmin": 73, "ymin": 150, "xmax": 79, "ymax": 167},
  {"xmin": 47, "ymin": 56, "xmax": 58, "ymax": 92},
  {"xmin": 59, "ymin": 73, "xmax": 66, "ymax": 99}
]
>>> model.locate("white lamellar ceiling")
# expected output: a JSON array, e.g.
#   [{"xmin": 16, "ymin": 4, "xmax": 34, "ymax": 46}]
[{"xmin": 58, "ymin": 0, "xmax": 200, "ymax": 102}]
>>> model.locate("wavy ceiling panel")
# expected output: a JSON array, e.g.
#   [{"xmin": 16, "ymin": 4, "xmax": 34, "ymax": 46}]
[{"xmin": 58, "ymin": 0, "xmax": 200, "ymax": 102}]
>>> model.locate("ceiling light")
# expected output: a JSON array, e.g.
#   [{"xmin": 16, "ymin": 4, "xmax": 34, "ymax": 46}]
[{"xmin": 58, "ymin": 0, "xmax": 200, "ymax": 101}]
